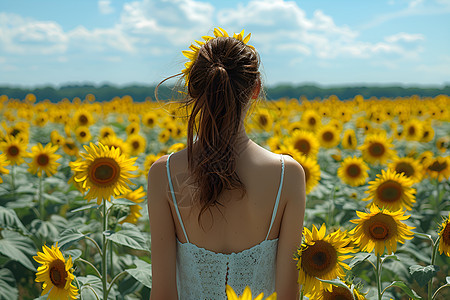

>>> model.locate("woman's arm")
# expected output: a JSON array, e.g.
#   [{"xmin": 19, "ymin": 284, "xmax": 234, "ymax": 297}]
[
  {"xmin": 275, "ymin": 156, "xmax": 306, "ymax": 299},
  {"xmin": 148, "ymin": 156, "xmax": 178, "ymax": 300}
]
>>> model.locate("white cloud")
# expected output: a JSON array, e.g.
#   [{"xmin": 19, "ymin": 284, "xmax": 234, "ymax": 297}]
[
  {"xmin": 385, "ymin": 32, "xmax": 425, "ymax": 43},
  {"xmin": 98, "ymin": 0, "xmax": 115, "ymax": 15},
  {"xmin": 68, "ymin": 25, "xmax": 134, "ymax": 53},
  {"xmin": 0, "ymin": 13, "xmax": 67, "ymax": 55}
]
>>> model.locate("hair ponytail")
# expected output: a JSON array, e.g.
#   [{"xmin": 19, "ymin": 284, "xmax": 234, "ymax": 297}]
[{"xmin": 184, "ymin": 36, "xmax": 260, "ymax": 226}]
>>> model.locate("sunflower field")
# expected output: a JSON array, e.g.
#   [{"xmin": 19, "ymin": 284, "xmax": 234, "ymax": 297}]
[{"xmin": 0, "ymin": 93, "xmax": 449, "ymax": 300}]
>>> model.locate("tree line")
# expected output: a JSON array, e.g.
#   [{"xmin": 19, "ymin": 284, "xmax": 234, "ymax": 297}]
[{"xmin": 1, "ymin": 83, "xmax": 449, "ymax": 103}]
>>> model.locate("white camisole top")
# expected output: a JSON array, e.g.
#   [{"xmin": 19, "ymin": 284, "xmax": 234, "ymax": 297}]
[{"xmin": 166, "ymin": 153, "xmax": 285, "ymax": 300}]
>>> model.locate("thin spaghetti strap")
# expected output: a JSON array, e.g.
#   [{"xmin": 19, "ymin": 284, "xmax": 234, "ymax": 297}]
[
  {"xmin": 166, "ymin": 153, "xmax": 190, "ymax": 243},
  {"xmin": 265, "ymin": 154, "xmax": 285, "ymax": 241}
]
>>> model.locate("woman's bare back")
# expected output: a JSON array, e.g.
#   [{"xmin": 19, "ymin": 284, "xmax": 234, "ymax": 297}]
[{"xmin": 166, "ymin": 139, "xmax": 296, "ymax": 254}]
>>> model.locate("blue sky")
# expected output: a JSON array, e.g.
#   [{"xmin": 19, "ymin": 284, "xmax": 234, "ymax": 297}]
[{"xmin": 1, "ymin": 0, "xmax": 449, "ymax": 87}]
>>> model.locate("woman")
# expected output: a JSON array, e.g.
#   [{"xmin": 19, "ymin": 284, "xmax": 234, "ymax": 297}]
[{"xmin": 148, "ymin": 28, "xmax": 306, "ymax": 299}]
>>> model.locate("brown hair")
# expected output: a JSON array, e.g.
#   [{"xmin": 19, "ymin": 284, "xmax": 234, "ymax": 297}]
[{"xmin": 184, "ymin": 36, "xmax": 260, "ymax": 224}]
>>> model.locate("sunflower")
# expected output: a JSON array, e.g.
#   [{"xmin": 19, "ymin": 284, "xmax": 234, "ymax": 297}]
[
  {"xmin": 266, "ymin": 136, "xmax": 282, "ymax": 152},
  {"xmin": 286, "ymin": 130, "xmax": 320, "ymax": 158},
  {"xmin": 420, "ymin": 122, "xmax": 435, "ymax": 143},
  {"xmin": 317, "ymin": 125, "xmax": 341, "ymax": 149},
  {"xmin": 253, "ymin": 109, "xmax": 273, "ymax": 132},
  {"xmin": 226, "ymin": 285, "xmax": 276, "ymax": 300},
  {"xmin": 402, "ymin": 120, "xmax": 423, "ymax": 142},
  {"xmin": 99, "ymin": 126, "xmax": 116, "ymax": 139},
  {"xmin": 33, "ymin": 243, "xmax": 78, "ymax": 300},
  {"xmin": 358, "ymin": 133, "xmax": 395, "ymax": 165},
  {"xmin": 0, "ymin": 152, "xmax": 10, "ymax": 184},
  {"xmin": 100, "ymin": 135, "xmax": 130, "ymax": 155},
  {"xmin": 73, "ymin": 109, "xmax": 94, "ymax": 127},
  {"xmin": 119, "ymin": 204, "xmax": 142, "ymax": 224},
  {"xmin": 126, "ymin": 122, "xmax": 140, "ymax": 136},
  {"xmin": 50, "ymin": 131, "xmax": 64, "ymax": 146},
  {"xmin": 436, "ymin": 136, "xmax": 449, "ymax": 153},
  {"xmin": 158, "ymin": 129, "xmax": 171, "ymax": 144},
  {"xmin": 363, "ymin": 168, "xmax": 416, "ymax": 211},
  {"xmin": 168, "ymin": 142, "xmax": 186, "ymax": 153},
  {"xmin": 121, "ymin": 185, "xmax": 146, "ymax": 203},
  {"xmin": 341, "ymin": 129, "xmax": 357, "ymax": 150},
  {"xmin": 317, "ymin": 282, "xmax": 367, "ymax": 300},
  {"xmin": 126, "ymin": 134, "xmax": 146, "ymax": 156},
  {"xmin": 438, "ymin": 213, "xmax": 450, "ymax": 257},
  {"xmin": 0, "ymin": 135, "xmax": 28, "ymax": 165},
  {"xmin": 143, "ymin": 153, "xmax": 162, "ymax": 175},
  {"xmin": 27, "ymin": 143, "xmax": 61, "ymax": 177},
  {"xmin": 75, "ymin": 126, "xmax": 91, "ymax": 144},
  {"xmin": 142, "ymin": 111, "xmax": 157, "ymax": 128},
  {"xmin": 291, "ymin": 153, "xmax": 321, "ymax": 194},
  {"xmin": 62, "ymin": 138, "xmax": 79, "ymax": 157},
  {"xmin": 69, "ymin": 142, "xmax": 138, "ymax": 204},
  {"xmin": 338, "ymin": 157, "xmax": 369, "ymax": 187},
  {"xmin": 418, "ymin": 150, "xmax": 433, "ymax": 165},
  {"xmin": 388, "ymin": 156, "xmax": 423, "ymax": 184},
  {"xmin": 294, "ymin": 224, "xmax": 355, "ymax": 296},
  {"xmin": 301, "ymin": 110, "xmax": 321, "ymax": 132},
  {"xmin": 425, "ymin": 156, "xmax": 450, "ymax": 182},
  {"xmin": 182, "ymin": 27, "xmax": 254, "ymax": 85},
  {"xmin": 350, "ymin": 205, "xmax": 415, "ymax": 256}
]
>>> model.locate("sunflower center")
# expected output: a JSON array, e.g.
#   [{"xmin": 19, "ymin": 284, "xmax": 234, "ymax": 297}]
[
  {"xmin": 428, "ymin": 161, "xmax": 447, "ymax": 172},
  {"xmin": 408, "ymin": 126, "xmax": 415, "ymax": 135},
  {"xmin": 103, "ymin": 132, "xmax": 110, "ymax": 138},
  {"xmin": 80, "ymin": 131, "xmax": 86, "ymax": 137},
  {"xmin": 442, "ymin": 221, "xmax": 450, "ymax": 245},
  {"xmin": 323, "ymin": 286, "xmax": 354, "ymax": 300},
  {"xmin": 322, "ymin": 131, "xmax": 334, "ymax": 142},
  {"xmin": 308, "ymin": 117, "xmax": 316, "ymax": 126},
  {"xmin": 395, "ymin": 162, "xmax": 414, "ymax": 177},
  {"xmin": 347, "ymin": 135, "xmax": 353, "ymax": 146},
  {"xmin": 132, "ymin": 141, "xmax": 140, "ymax": 150},
  {"xmin": 8, "ymin": 146, "xmax": 19, "ymax": 157},
  {"xmin": 259, "ymin": 115, "xmax": 268, "ymax": 127},
  {"xmin": 364, "ymin": 213, "xmax": 398, "ymax": 242},
  {"xmin": 147, "ymin": 118, "xmax": 154, "ymax": 126},
  {"xmin": 346, "ymin": 164, "xmax": 361, "ymax": 178},
  {"xmin": 65, "ymin": 142, "xmax": 75, "ymax": 150},
  {"xmin": 294, "ymin": 139, "xmax": 311, "ymax": 155},
  {"xmin": 301, "ymin": 240, "xmax": 337, "ymax": 277},
  {"xmin": 49, "ymin": 259, "xmax": 67, "ymax": 288},
  {"xmin": 369, "ymin": 222, "xmax": 389, "ymax": 240},
  {"xmin": 79, "ymin": 115, "xmax": 88, "ymax": 125},
  {"xmin": 37, "ymin": 154, "xmax": 49, "ymax": 166},
  {"xmin": 368, "ymin": 142, "xmax": 385, "ymax": 157},
  {"xmin": 90, "ymin": 158, "xmax": 120, "ymax": 186},
  {"xmin": 376, "ymin": 180, "xmax": 402, "ymax": 203}
]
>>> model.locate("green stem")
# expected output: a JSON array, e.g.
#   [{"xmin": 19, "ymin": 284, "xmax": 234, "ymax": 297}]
[
  {"xmin": 102, "ymin": 199, "xmax": 108, "ymax": 299},
  {"xmin": 376, "ymin": 254, "xmax": 382, "ymax": 300},
  {"xmin": 82, "ymin": 285, "xmax": 100, "ymax": 300},
  {"xmin": 106, "ymin": 271, "xmax": 127, "ymax": 297},
  {"xmin": 300, "ymin": 289, "xmax": 303, "ymax": 299},
  {"xmin": 77, "ymin": 258, "xmax": 102, "ymax": 279},
  {"xmin": 110, "ymin": 242, "xmax": 114, "ymax": 279},
  {"xmin": 85, "ymin": 235, "xmax": 103, "ymax": 256},
  {"xmin": 428, "ymin": 237, "xmax": 440, "ymax": 300},
  {"xmin": 39, "ymin": 175, "xmax": 45, "ymax": 220}
]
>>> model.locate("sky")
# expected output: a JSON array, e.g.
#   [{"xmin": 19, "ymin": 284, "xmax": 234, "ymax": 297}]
[{"xmin": 0, "ymin": 0, "xmax": 449, "ymax": 87}]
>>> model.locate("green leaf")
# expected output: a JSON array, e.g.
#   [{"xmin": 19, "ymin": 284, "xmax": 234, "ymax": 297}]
[
  {"xmin": 57, "ymin": 228, "xmax": 86, "ymax": 250},
  {"xmin": 447, "ymin": 276, "xmax": 450, "ymax": 284},
  {"xmin": 126, "ymin": 259, "xmax": 152, "ymax": 289},
  {"xmin": 382, "ymin": 254, "xmax": 400, "ymax": 263},
  {"xmin": 315, "ymin": 278, "xmax": 350, "ymax": 290},
  {"xmin": 409, "ymin": 265, "xmax": 439, "ymax": 286},
  {"xmin": 112, "ymin": 198, "xmax": 140, "ymax": 206},
  {"xmin": 65, "ymin": 249, "xmax": 82, "ymax": 261},
  {"xmin": 70, "ymin": 203, "xmax": 99, "ymax": 213},
  {"xmin": 104, "ymin": 223, "xmax": 149, "ymax": 252},
  {"xmin": 43, "ymin": 193, "xmax": 65, "ymax": 204},
  {"xmin": 0, "ymin": 206, "xmax": 28, "ymax": 234},
  {"xmin": 413, "ymin": 232, "xmax": 433, "ymax": 242},
  {"xmin": 30, "ymin": 219, "xmax": 60, "ymax": 240},
  {"xmin": 0, "ymin": 268, "xmax": 18, "ymax": 300},
  {"xmin": 0, "ymin": 230, "xmax": 36, "ymax": 271},
  {"xmin": 384, "ymin": 281, "xmax": 421, "ymax": 300},
  {"xmin": 349, "ymin": 253, "xmax": 372, "ymax": 268}
]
